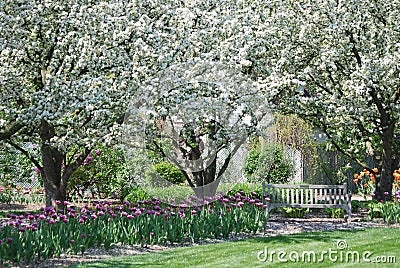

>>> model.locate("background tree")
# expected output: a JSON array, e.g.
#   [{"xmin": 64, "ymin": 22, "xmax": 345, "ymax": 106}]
[
  {"xmin": 123, "ymin": 61, "xmax": 267, "ymax": 199},
  {"xmin": 256, "ymin": 0, "xmax": 400, "ymax": 200},
  {"xmin": 0, "ymin": 0, "xmax": 270, "ymax": 205},
  {"xmin": 0, "ymin": 1, "xmax": 140, "ymax": 207}
]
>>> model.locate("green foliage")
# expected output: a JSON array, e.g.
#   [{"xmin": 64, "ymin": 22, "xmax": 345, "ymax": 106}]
[
  {"xmin": 243, "ymin": 149, "xmax": 261, "ymax": 178},
  {"xmin": 0, "ymin": 197, "xmax": 266, "ymax": 264},
  {"xmin": 145, "ymin": 161, "xmax": 186, "ymax": 185},
  {"xmin": 228, "ymin": 183, "xmax": 263, "ymax": 199},
  {"xmin": 367, "ymin": 201, "xmax": 383, "ymax": 219},
  {"xmin": 280, "ymin": 207, "xmax": 309, "ymax": 218},
  {"xmin": 351, "ymin": 200, "xmax": 368, "ymax": 213},
  {"xmin": 0, "ymin": 188, "xmax": 12, "ymax": 204},
  {"xmin": 67, "ymin": 144, "xmax": 128, "ymax": 199},
  {"xmin": 367, "ymin": 200, "xmax": 400, "ymax": 224},
  {"xmin": 0, "ymin": 186, "xmax": 45, "ymax": 205},
  {"xmin": 124, "ymin": 187, "xmax": 152, "ymax": 203},
  {"xmin": 0, "ymin": 142, "xmax": 40, "ymax": 187},
  {"xmin": 244, "ymin": 143, "xmax": 295, "ymax": 184},
  {"xmin": 324, "ymin": 208, "xmax": 344, "ymax": 218}
]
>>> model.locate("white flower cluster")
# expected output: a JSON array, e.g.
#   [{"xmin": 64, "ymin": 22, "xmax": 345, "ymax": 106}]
[
  {"xmin": 1, "ymin": 0, "xmax": 398, "ymax": 166},
  {"xmin": 260, "ymin": 0, "xmax": 400, "ymax": 159}
]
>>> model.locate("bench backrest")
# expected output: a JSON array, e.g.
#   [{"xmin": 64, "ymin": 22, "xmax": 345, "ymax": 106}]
[{"xmin": 262, "ymin": 183, "xmax": 349, "ymax": 205}]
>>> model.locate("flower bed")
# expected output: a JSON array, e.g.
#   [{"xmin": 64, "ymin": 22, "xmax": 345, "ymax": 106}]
[{"xmin": 0, "ymin": 192, "xmax": 267, "ymax": 265}]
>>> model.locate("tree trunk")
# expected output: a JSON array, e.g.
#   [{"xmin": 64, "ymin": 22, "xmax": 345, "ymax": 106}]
[
  {"xmin": 192, "ymin": 178, "xmax": 220, "ymax": 201},
  {"xmin": 374, "ymin": 125, "xmax": 395, "ymax": 201},
  {"xmin": 39, "ymin": 120, "xmax": 69, "ymax": 208},
  {"xmin": 41, "ymin": 143, "xmax": 67, "ymax": 207}
]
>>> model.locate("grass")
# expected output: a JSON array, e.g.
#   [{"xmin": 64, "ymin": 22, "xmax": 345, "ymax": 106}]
[{"xmin": 71, "ymin": 227, "xmax": 399, "ymax": 268}]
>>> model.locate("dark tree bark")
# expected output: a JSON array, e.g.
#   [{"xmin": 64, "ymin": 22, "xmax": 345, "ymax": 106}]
[
  {"xmin": 41, "ymin": 143, "xmax": 66, "ymax": 207},
  {"xmin": 39, "ymin": 120, "xmax": 89, "ymax": 207},
  {"xmin": 373, "ymin": 123, "xmax": 397, "ymax": 201}
]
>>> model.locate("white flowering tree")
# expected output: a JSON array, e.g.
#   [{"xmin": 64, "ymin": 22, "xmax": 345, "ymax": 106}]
[
  {"xmin": 0, "ymin": 0, "xmax": 270, "ymax": 206},
  {"xmin": 123, "ymin": 61, "xmax": 267, "ymax": 199},
  {"xmin": 0, "ymin": 1, "xmax": 142, "ymax": 207},
  {"xmin": 258, "ymin": 0, "xmax": 400, "ymax": 200}
]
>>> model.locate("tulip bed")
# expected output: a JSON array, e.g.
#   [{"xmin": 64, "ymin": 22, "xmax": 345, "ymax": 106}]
[{"xmin": 0, "ymin": 191, "xmax": 267, "ymax": 265}]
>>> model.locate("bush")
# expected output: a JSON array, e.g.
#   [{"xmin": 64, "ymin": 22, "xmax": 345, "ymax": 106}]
[
  {"xmin": 145, "ymin": 161, "xmax": 186, "ymax": 185},
  {"xmin": 244, "ymin": 143, "xmax": 295, "ymax": 184},
  {"xmin": 124, "ymin": 187, "xmax": 152, "ymax": 203},
  {"xmin": 227, "ymin": 183, "xmax": 263, "ymax": 199},
  {"xmin": 67, "ymin": 144, "xmax": 128, "ymax": 199},
  {"xmin": 325, "ymin": 208, "xmax": 344, "ymax": 218},
  {"xmin": 351, "ymin": 200, "xmax": 367, "ymax": 213},
  {"xmin": 280, "ymin": 207, "xmax": 309, "ymax": 218}
]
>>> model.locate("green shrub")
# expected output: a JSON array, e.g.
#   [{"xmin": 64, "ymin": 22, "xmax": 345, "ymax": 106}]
[
  {"xmin": 0, "ymin": 189, "xmax": 12, "ymax": 204},
  {"xmin": 367, "ymin": 201, "xmax": 383, "ymax": 219},
  {"xmin": 67, "ymin": 144, "xmax": 128, "ymax": 199},
  {"xmin": 145, "ymin": 161, "xmax": 186, "ymax": 185},
  {"xmin": 228, "ymin": 183, "xmax": 263, "ymax": 199},
  {"xmin": 351, "ymin": 200, "xmax": 367, "ymax": 212},
  {"xmin": 244, "ymin": 143, "xmax": 295, "ymax": 184},
  {"xmin": 125, "ymin": 187, "xmax": 152, "ymax": 203},
  {"xmin": 325, "ymin": 208, "xmax": 344, "ymax": 218},
  {"xmin": 367, "ymin": 200, "xmax": 400, "ymax": 224},
  {"xmin": 280, "ymin": 207, "xmax": 309, "ymax": 218}
]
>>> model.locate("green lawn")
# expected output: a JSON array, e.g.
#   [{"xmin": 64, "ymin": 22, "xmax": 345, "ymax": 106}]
[{"xmin": 71, "ymin": 227, "xmax": 399, "ymax": 268}]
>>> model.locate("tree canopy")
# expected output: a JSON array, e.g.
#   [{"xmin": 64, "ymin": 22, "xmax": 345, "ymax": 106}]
[
  {"xmin": 1, "ymin": 0, "xmax": 399, "ymax": 203},
  {"xmin": 259, "ymin": 0, "xmax": 400, "ymax": 199},
  {"xmin": 0, "ymin": 0, "xmax": 268, "ymax": 205}
]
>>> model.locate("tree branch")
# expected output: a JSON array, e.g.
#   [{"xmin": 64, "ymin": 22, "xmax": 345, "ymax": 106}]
[
  {"xmin": 5, "ymin": 140, "xmax": 42, "ymax": 169},
  {"xmin": 346, "ymin": 31, "xmax": 362, "ymax": 67},
  {"xmin": 0, "ymin": 123, "xmax": 23, "ymax": 141}
]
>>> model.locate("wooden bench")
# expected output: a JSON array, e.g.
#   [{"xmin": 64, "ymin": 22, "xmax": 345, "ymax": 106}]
[{"xmin": 262, "ymin": 183, "xmax": 352, "ymax": 223}]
